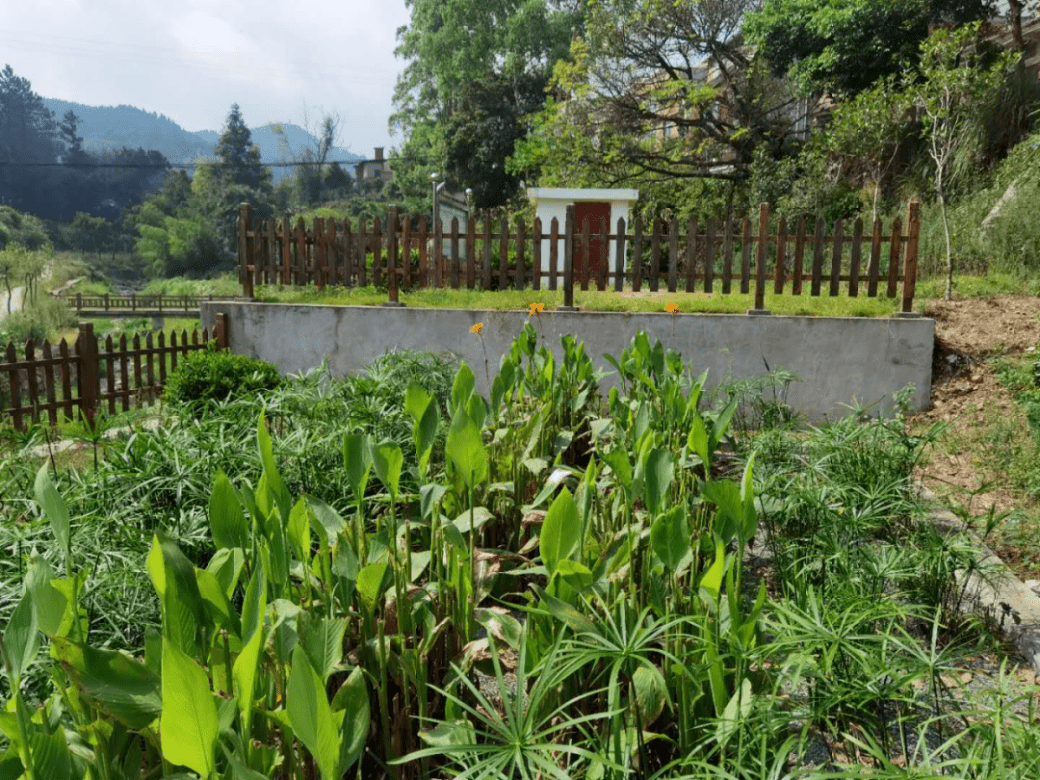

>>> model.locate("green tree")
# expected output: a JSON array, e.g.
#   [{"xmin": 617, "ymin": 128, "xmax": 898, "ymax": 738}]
[
  {"xmin": 391, "ymin": 0, "xmax": 582, "ymax": 207},
  {"xmin": 272, "ymin": 112, "xmax": 342, "ymax": 208},
  {"xmin": 826, "ymin": 77, "xmax": 912, "ymax": 221},
  {"xmin": 513, "ymin": 0, "xmax": 800, "ymax": 188},
  {"xmin": 745, "ymin": 0, "xmax": 993, "ymax": 97},
  {"xmin": 214, "ymin": 104, "xmax": 272, "ymax": 194},
  {"xmin": 0, "ymin": 65, "xmax": 62, "ymax": 215},
  {"xmin": 911, "ymin": 23, "xmax": 1015, "ymax": 299},
  {"xmin": 69, "ymin": 212, "xmax": 115, "ymax": 261},
  {"xmin": 443, "ymin": 72, "xmax": 547, "ymax": 208}
]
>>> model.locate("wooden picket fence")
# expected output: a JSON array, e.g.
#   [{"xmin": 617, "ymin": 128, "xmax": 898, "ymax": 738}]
[
  {"xmin": 0, "ymin": 316, "xmax": 229, "ymax": 430},
  {"xmin": 237, "ymin": 201, "xmax": 921, "ymax": 312}
]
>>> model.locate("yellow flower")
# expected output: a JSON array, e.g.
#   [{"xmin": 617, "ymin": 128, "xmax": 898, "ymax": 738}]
[
  {"xmin": 470, "ymin": 323, "xmax": 484, "ymax": 335},
  {"xmin": 528, "ymin": 303, "xmax": 545, "ymax": 316},
  {"xmin": 665, "ymin": 302, "xmax": 679, "ymax": 314}
]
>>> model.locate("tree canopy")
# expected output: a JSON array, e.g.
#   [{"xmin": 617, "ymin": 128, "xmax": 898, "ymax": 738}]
[
  {"xmin": 390, "ymin": 0, "xmax": 583, "ymax": 207},
  {"xmin": 745, "ymin": 0, "xmax": 994, "ymax": 96}
]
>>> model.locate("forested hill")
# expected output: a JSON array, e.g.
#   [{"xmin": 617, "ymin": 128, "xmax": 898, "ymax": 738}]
[
  {"xmin": 41, "ymin": 99, "xmax": 364, "ymax": 183},
  {"xmin": 41, "ymin": 98, "xmax": 213, "ymax": 164}
]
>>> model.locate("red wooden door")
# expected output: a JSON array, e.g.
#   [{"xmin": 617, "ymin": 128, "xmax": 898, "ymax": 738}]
[{"xmin": 573, "ymin": 201, "xmax": 611, "ymax": 284}]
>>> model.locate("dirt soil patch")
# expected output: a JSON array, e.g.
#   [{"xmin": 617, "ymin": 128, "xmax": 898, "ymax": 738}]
[{"xmin": 913, "ymin": 296, "xmax": 1040, "ymax": 574}]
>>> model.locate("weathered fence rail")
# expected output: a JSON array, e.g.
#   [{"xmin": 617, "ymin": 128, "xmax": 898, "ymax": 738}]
[
  {"xmin": 60, "ymin": 293, "xmax": 230, "ymax": 314},
  {"xmin": 237, "ymin": 201, "xmax": 921, "ymax": 312},
  {"xmin": 0, "ymin": 316, "xmax": 229, "ymax": 430}
]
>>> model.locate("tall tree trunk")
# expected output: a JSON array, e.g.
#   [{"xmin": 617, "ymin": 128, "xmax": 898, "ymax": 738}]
[{"xmin": 939, "ymin": 189, "xmax": 953, "ymax": 301}]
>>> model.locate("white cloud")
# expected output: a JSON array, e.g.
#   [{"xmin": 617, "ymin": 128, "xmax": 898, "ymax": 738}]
[{"xmin": 0, "ymin": 0, "xmax": 412, "ymax": 151}]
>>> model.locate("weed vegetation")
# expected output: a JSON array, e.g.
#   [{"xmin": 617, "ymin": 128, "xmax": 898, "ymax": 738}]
[{"xmin": 0, "ymin": 325, "xmax": 1036, "ymax": 779}]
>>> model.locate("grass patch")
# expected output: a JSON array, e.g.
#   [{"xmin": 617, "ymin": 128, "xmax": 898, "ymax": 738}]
[{"xmin": 258, "ymin": 282, "xmax": 905, "ymax": 316}]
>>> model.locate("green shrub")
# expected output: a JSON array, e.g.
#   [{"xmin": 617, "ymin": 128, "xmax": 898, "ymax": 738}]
[
  {"xmin": 0, "ymin": 297, "xmax": 77, "ymax": 346},
  {"xmin": 163, "ymin": 346, "xmax": 282, "ymax": 407}
]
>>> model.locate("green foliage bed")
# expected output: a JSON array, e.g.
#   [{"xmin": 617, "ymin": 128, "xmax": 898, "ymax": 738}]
[{"xmin": 0, "ymin": 327, "xmax": 1035, "ymax": 779}]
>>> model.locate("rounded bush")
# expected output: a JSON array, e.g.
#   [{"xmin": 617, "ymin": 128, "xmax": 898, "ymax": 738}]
[{"xmin": 163, "ymin": 346, "xmax": 282, "ymax": 407}]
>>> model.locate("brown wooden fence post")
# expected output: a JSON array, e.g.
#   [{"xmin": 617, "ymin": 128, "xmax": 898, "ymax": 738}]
[
  {"xmin": 560, "ymin": 205, "xmax": 577, "ymax": 311},
  {"xmin": 750, "ymin": 203, "xmax": 771, "ymax": 314},
  {"xmin": 900, "ymin": 200, "xmax": 921, "ymax": 316},
  {"xmin": 238, "ymin": 203, "xmax": 252, "ymax": 297},
  {"xmin": 383, "ymin": 209, "xmax": 404, "ymax": 307},
  {"xmin": 77, "ymin": 322, "xmax": 100, "ymax": 429},
  {"xmin": 214, "ymin": 312, "xmax": 230, "ymax": 349}
]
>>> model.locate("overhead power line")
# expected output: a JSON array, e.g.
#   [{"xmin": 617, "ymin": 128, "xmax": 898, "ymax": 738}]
[{"xmin": 0, "ymin": 157, "xmax": 435, "ymax": 169}]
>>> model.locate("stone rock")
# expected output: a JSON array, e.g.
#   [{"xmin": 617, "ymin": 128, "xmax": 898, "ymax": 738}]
[{"xmin": 1026, "ymin": 580, "xmax": 1040, "ymax": 597}]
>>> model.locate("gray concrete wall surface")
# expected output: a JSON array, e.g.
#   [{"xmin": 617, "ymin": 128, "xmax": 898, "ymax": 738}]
[{"xmin": 200, "ymin": 302, "xmax": 935, "ymax": 421}]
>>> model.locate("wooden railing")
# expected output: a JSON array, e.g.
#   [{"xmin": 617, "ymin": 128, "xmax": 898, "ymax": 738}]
[
  {"xmin": 237, "ymin": 201, "xmax": 921, "ymax": 312},
  {"xmin": 0, "ymin": 315, "xmax": 229, "ymax": 430},
  {"xmin": 61, "ymin": 293, "xmax": 230, "ymax": 313}
]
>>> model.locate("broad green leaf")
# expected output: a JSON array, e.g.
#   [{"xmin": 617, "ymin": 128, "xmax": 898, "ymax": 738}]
[
  {"xmin": 287, "ymin": 498, "xmax": 312, "ymax": 565},
  {"xmin": 631, "ymin": 664, "xmax": 668, "ymax": 726},
  {"xmin": 306, "ymin": 496, "xmax": 347, "ymax": 544},
  {"xmin": 257, "ymin": 411, "xmax": 289, "ymax": 520},
  {"xmin": 356, "ymin": 562, "xmax": 391, "ymax": 614},
  {"xmin": 161, "ymin": 639, "xmax": 218, "ymax": 777},
  {"xmin": 741, "ymin": 455, "xmax": 758, "ymax": 540},
  {"xmin": 419, "ymin": 483, "xmax": 448, "ymax": 519},
  {"xmin": 159, "ymin": 537, "xmax": 206, "ymax": 657},
  {"xmin": 539, "ymin": 590, "xmax": 597, "ymax": 634},
  {"xmin": 716, "ymin": 678, "xmax": 753, "ymax": 747},
  {"xmin": 405, "ymin": 383, "xmax": 432, "ymax": 426},
  {"xmin": 712, "ymin": 397, "xmax": 739, "ymax": 445},
  {"xmin": 643, "ymin": 447, "xmax": 674, "ymax": 516},
  {"xmin": 445, "ymin": 407, "xmax": 487, "ymax": 488},
  {"xmin": 603, "ymin": 448, "xmax": 632, "ymax": 492},
  {"xmin": 34, "ymin": 464, "xmax": 70, "ymax": 563},
  {"xmin": 467, "ymin": 392, "xmax": 487, "ymax": 430},
  {"xmin": 703, "ymin": 480, "xmax": 743, "ymax": 546},
  {"xmin": 687, "ymin": 413, "xmax": 709, "ymax": 468},
  {"xmin": 528, "ymin": 466, "xmax": 577, "ymax": 509},
  {"xmin": 299, "ymin": 614, "xmax": 348, "ymax": 679},
  {"xmin": 287, "ymin": 645, "xmax": 341, "ymax": 780},
  {"xmin": 370, "ymin": 441, "xmax": 404, "ymax": 502},
  {"xmin": 406, "ymin": 383, "xmax": 439, "ymax": 473},
  {"xmin": 196, "ymin": 569, "xmax": 241, "ymax": 638},
  {"xmin": 2, "ymin": 595, "xmax": 38, "ymax": 685},
  {"xmin": 146, "ymin": 535, "xmax": 165, "ymax": 598},
  {"xmin": 25, "ymin": 555, "xmax": 66, "ymax": 637},
  {"xmin": 554, "ymin": 559, "xmax": 593, "ymax": 590},
  {"xmin": 419, "ymin": 719, "xmax": 476, "ymax": 748},
  {"xmin": 699, "ymin": 539, "xmax": 727, "ymax": 605},
  {"xmin": 474, "ymin": 609, "xmax": 523, "ymax": 650},
  {"xmin": 450, "ymin": 363, "xmax": 476, "ymax": 415},
  {"xmin": 540, "ymin": 488, "xmax": 580, "ymax": 578},
  {"xmin": 50, "ymin": 638, "xmax": 162, "ymax": 729},
  {"xmin": 342, "ymin": 433, "xmax": 371, "ymax": 503},
  {"xmin": 30, "ymin": 729, "xmax": 72, "ymax": 780},
  {"xmin": 650, "ymin": 504, "xmax": 690, "ymax": 572},
  {"xmin": 331, "ymin": 668, "xmax": 369, "ymax": 772},
  {"xmin": 234, "ymin": 566, "xmax": 266, "ymax": 741},
  {"xmin": 206, "ymin": 547, "xmax": 244, "ymax": 599},
  {"xmin": 209, "ymin": 471, "xmax": 249, "ymax": 550},
  {"xmin": 450, "ymin": 507, "xmax": 494, "ymax": 535}
]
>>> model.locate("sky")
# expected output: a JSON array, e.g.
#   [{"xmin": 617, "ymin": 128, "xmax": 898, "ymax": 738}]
[{"xmin": 0, "ymin": 0, "xmax": 412, "ymax": 157}]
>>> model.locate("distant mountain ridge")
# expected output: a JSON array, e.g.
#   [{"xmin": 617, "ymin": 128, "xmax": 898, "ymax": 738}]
[{"xmin": 40, "ymin": 98, "xmax": 364, "ymax": 184}]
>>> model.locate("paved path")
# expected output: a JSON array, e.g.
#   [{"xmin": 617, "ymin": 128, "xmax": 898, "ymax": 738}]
[{"xmin": 0, "ymin": 284, "xmax": 25, "ymax": 321}]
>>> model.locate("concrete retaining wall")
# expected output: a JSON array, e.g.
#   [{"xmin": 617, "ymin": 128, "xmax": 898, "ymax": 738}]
[{"xmin": 200, "ymin": 302, "xmax": 934, "ymax": 421}]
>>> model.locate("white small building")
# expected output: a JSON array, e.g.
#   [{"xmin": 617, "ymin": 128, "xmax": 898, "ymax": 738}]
[{"xmin": 526, "ymin": 187, "xmax": 639, "ymax": 282}]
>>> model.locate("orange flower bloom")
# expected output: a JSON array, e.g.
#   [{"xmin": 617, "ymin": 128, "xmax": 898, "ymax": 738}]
[
  {"xmin": 528, "ymin": 303, "xmax": 545, "ymax": 316},
  {"xmin": 665, "ymin": 302, "xmax": 679, "ymax": 314},
  {"xmin": 470, "ymin": 323, "xmax": 484, "ymax": 335}
]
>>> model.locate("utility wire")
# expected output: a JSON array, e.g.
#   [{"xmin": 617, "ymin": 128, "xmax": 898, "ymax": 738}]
[{"xmin": 0, "ymin": 157, "xmax": 435, "ymax": 169}]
